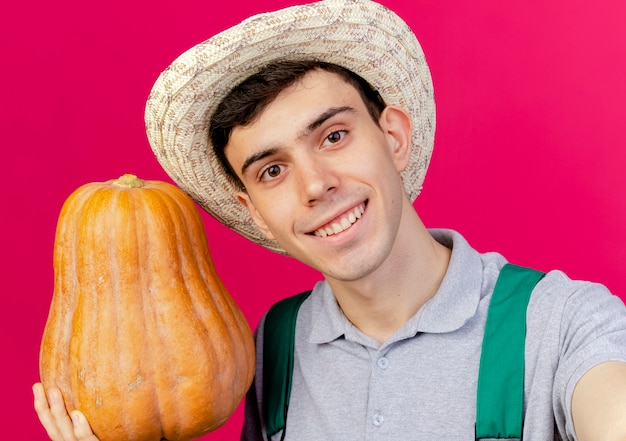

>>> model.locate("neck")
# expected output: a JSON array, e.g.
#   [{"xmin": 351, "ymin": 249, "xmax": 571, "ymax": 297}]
[{"xmin": 326, "ymin": 209, "xmax": 451, "ymax": 344}]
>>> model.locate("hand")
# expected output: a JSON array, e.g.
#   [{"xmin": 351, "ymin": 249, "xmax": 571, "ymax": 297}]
[{"xmin": 33, "ymin": 383, "xmax": 100, "ymax": 441}]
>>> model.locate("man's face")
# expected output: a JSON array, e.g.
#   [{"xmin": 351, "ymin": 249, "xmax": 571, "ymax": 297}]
[{"xmin": 225, "ymin": 69, "xmax": 413, "ymax": 282}]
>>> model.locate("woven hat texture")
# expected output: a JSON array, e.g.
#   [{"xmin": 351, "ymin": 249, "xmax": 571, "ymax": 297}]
[{"xmin": 145, "ymin": 0, "xmax": 435, "ymax": 253}]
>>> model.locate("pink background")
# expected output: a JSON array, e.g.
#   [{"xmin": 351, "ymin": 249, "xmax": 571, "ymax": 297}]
[{"xmin": 3, "ymin": 0, "xmax": 625, "ymax": 439}]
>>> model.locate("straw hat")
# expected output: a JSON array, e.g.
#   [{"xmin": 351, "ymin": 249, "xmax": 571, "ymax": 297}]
[{"xmin": 145, "ymin": 0, "xmax": 435, "ymax": 254}]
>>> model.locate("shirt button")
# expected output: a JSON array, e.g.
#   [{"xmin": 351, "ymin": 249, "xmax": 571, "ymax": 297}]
[
  {"xmin": 377, "ymin": 356, "xmax": 390, "ymax": 370},
  {"xmin": 371, "ymin": 413, "xmax": 385, "ymax": 427}
]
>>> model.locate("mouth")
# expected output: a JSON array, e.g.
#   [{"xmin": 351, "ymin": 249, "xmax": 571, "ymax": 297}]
[{"xmin": 310, "ymin": 202, "xmax": 366, "ymax": 238}]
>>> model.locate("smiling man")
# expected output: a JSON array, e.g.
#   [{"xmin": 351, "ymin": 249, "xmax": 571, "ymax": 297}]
[
  {"xmin": 34, "ymin": 1, "xmax": 626, "ymax": 440},
  {"xmin": 221, "ymin": 64, "xmax": 451, "ymax": 346}
]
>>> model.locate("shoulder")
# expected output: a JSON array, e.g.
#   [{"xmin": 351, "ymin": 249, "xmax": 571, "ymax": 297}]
[
  {"xmin": 526, "ymin": 269, "xmax": 626, "ymax": 434},
  {"xmin": 526, "ymin": 268, "xmax": 626, "ymax": 353},
  {"xmin": 528, "ymin": 269, "xmax": 624, "ymax": 326}
]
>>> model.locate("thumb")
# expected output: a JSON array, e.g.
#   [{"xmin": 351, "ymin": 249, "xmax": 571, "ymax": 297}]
[{"xmin": 69, "ymin": 411, "xmax": 99, "ymax": 441}]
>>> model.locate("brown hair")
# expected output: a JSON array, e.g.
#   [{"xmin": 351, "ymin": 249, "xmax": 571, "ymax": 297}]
[{"xmin": 209, "ymin": 59, "xmax": 387, "ymax": 190}]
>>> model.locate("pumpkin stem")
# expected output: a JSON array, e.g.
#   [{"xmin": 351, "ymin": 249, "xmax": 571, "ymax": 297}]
[{"xmin": 113, "ymin": 174, "xmax": 145, "ymax": 188}]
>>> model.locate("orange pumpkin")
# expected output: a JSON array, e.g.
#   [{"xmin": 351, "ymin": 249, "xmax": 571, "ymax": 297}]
[{"xmin": 39, "ymin": 174, "xmax": 255, "ymax": 441}]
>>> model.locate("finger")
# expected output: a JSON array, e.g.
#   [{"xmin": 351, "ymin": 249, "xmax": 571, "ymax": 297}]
[
  {"xmin": 33, "ymin": 383, "xmax": 66, "ymax": 441},
  {"xmin": 47, "ymin": 387, "xmax": 79, "ymax": 441},
  {"xmin": 34, "ymin": 383, "xmax": 99, "ymax": 441},
  {"xmin": 33, "ymin": 382, "xmax": 50, "ymax": 416},
  {"xmin": 70, "ymin": 411, "xmax": 100, "ymax": 441}
]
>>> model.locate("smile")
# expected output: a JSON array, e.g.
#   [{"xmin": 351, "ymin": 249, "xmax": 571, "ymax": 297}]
[{"xmin": 312, "ymin": 203, "xmax": 365, "ymax": 237}]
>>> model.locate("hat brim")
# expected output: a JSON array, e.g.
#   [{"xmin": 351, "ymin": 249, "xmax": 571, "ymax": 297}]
[{"xmin": 145, "ymin": 0, "xmax": 435, "ymax": 254}]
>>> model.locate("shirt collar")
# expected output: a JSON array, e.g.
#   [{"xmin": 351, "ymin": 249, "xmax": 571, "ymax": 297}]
[{"xmin": 308, "ymin": 229, "xmax": 484, "ymax": 345}]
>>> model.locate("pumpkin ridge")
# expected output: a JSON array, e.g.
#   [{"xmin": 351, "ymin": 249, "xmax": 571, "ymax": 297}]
[
  {"xmin": 149, "ymin": 184, "xmax": 253, "ymax": 437},
  {"xmin": 140, "ymin": 185, "xmax": 212, "ymax": 439},
  {"xmin": 76, "ymin": 187, "xmax": 127, "ymax": 438},
  {"xmin": 160, "ymin": 185, "xmax": 232, "ymax": 438},
  {"xmin": 99, "ymin": 187, "xmax": 126, "ymax": 436},
  {"xmin": 42, "ymin": 184, "xmax": 97, "ymax": 409},
  {"xmin": 67, "ymin": 186, "xmax": 99, "ymax": 405},
  {"xmin": 114, "ymin": 186, "xmax": 163, "ymax": 440},
  {"xmin": 192, "ymin": 251, "xmax": 255, "ymax": 398},
  {"xmin": 70, "ymin": 186, "xmax": 114, "ymax": 415},
  {"xmin": 133, "ymin": 188, "xmax": 169, "ymax": 440},
  {"xmin": 166, "ymin": 186, "xmax": 251, "ymax": 344},
  {"xmin": 165, "ymin": 187, "xmax": 247, "ymax": 373},
  {"xmin": 139, "ymin": 183, "xmax": 212, "ymax": 437}
]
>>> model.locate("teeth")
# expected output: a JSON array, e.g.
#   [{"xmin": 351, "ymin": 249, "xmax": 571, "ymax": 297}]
[{"xmin": 314, "ymin": 204, "xmax": 365, "ymax": 237}]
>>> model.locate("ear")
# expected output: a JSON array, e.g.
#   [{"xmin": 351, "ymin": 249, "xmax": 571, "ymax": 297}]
[
  {"xmin": 236, "ymin": 191, "xmax": 276, "ymax": 241},
  {"xmin": 378, "ymin": 105, "xmax": 412, "ymax": 173}
]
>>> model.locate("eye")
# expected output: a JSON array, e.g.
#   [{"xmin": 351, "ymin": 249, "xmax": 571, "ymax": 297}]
[
  {"xmin": 323, "ymin": 130, "xmax": 347, "ymax": 146},
  {"xmin": 260, "ymin": 163, "xmax": 286, "ymax": 181}
]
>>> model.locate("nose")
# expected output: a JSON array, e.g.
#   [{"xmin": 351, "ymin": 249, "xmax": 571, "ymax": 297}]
[{"xmin": 297, "ymin": 155, "xmax": 339, "ymax": 205}]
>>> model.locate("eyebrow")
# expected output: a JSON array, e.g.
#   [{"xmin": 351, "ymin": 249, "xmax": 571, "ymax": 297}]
[
  {"xmin": 240, "ymin": 148, "xmax": 280, "ymax": 177},
  {"xmin": 240, "ymin": 106, "xmax": 356, "ymax": 177},
  {"xmin": 300, "ymin": 106, "xmax": 355, "ymax": 137}
]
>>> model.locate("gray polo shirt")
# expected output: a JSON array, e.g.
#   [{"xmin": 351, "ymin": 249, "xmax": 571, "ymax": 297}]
[{"xmin": 241, "ymin": 229, "xmax": 626, "ymax": 440}]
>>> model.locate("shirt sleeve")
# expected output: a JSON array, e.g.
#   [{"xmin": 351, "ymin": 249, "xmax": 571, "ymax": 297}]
[
  {"xmin": 240, "ymin": 380, "xmax": 264, "ymax": 441},
  {"xmin": 551, "ymin": 274, "xmax": 626, "ymax": 439},
  {"xmin": 240, "ymin": 315, "xmax": 267, "ymax": 441}
]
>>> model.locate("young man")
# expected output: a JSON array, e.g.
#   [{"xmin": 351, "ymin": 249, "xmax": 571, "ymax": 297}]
[{"xmin": 34, "ymin": 0, "xmax": 626, "ymax": 440}]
